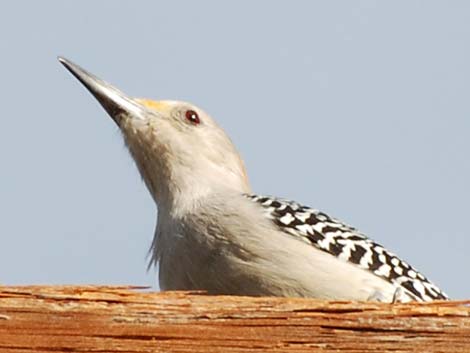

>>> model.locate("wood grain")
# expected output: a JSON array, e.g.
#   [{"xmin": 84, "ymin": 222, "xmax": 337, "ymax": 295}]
[{"xmin": 0, "ymin": 286, "xmax": 469, "ymax": 352}]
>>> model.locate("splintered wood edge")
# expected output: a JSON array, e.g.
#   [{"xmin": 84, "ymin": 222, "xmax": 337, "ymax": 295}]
[{"xmin": 0, "ymin": 285, "xmax": 469, "ymax": 353}]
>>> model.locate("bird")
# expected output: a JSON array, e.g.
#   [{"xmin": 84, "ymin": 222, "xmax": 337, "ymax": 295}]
[{"xmin": 58, "ymin": 57, "xmax": 448, "ymax": 303}]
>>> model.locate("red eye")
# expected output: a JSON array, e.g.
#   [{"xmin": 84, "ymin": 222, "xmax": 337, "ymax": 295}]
[{"xmin": 185, "ymin": 110, "xmax": 200, "ymax": 124}]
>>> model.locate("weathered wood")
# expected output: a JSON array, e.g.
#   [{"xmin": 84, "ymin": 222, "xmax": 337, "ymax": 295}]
[{"xmin": 0, "ymin": 286, "xmax": 469, "ymax": 352}]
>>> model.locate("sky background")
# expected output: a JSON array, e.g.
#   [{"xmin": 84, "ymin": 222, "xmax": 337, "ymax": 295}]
[{"xmin": 1, "ymin": 1, "xmax": 469, "ymax": 299}]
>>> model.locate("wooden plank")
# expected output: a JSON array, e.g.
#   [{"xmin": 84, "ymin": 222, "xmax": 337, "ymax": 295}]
[{"xmin": 0, "ymin": 286, "xmax": 469, "ymax": 352}]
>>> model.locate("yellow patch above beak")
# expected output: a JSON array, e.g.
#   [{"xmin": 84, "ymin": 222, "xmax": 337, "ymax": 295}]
[{"xmin": 136, "ymin": 99, "xmax": 170, "ymax": 112}]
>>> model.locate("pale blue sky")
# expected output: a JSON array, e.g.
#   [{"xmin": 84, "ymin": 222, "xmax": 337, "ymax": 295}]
[{"xmin": 1, "ymin": 1, "xmax": 469, "ymax": 298}]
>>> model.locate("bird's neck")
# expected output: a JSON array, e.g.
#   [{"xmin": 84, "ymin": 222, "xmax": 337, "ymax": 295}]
[
  {"xmin": 126, "ymin": 137, "xmax": 251, "ymax": 215},
  {"xmin": 140, "ymin": 162, "xmax": 250, "ymax": 217}
]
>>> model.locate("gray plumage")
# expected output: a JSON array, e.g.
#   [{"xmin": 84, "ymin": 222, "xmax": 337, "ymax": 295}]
[{"xmin": 59, "ymin": 57, "xmax": 448, "ymax": 303}]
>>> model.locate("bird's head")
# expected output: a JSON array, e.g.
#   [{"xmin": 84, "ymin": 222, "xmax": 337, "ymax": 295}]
[{"xmin": 59, "ymin": 57, "xmax": 250, "ymax": 213}]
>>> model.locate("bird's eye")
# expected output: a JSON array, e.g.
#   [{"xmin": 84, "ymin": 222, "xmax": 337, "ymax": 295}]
[{"xmin": 185, "ymin": 110, "xmax": 200, "ymax": 124}]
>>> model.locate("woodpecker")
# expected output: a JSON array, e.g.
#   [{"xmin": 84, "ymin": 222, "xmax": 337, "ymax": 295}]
[{"xmin": 59, "ymin": 57, "xmax": 448, "ymax": 302}]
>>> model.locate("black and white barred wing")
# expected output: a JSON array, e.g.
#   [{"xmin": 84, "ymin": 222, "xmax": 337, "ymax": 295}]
[{"xmin": 246, "ymin": 195, "xmax": 448, "ymax": 302}]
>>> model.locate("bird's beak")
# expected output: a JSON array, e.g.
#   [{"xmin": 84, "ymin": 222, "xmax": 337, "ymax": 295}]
[{"xmin": 58, "ymin": 56, "xmax": 145, "ymax": 125}]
